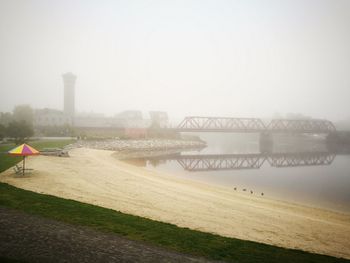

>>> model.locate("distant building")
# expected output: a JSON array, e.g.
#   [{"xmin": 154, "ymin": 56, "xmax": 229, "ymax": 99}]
[
  {"xmin": 33, "ymin": 72, "xmax": 76, "ymax": 128},
  {"xmin": 74, "ymin": 110, "xmax": 150, "ymax": 129},
  {"xmin": 74, "ymin": 116, "xmax": 113, "ymax": 128},
  {"xmin": 33, "ymin": 72, "xmax": 169, "ymax": 136},
  {"xmin": 34, "ymin": 108, "xmax": 71, "ymax": 126},
  {"xmin": 62, "ymin": 72, "xmax": 76, "ymax": 119},
  {"xmin": 149, "ymin": 111, "xmax": 169, "ymax": 128},
  {"xmin": 124, "ymin": 128, "xmax": 148, "ymax": 139},
  {"xmin": 113, "ymin": 110, "xmax": 149, "ymax": 128},
  {"xmin": 76, "ymin": 111, "xmax": 105, "ymax": 118},
  {"xmin": 115, "ymin": 110, "xmax": 143, "ymax": 120}
]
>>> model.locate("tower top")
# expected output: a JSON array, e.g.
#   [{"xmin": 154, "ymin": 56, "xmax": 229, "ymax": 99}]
[
  {"xmin": 62, "ymin": 72, "xmax": 77, "ymax": 79},
  {"xmin": 62, "ymin": 72, "xmax": 76, "ymax": 120}
]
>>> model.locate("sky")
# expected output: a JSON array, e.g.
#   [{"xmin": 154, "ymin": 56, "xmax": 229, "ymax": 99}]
[{"xmin": 0, "ymin": 0, "xmax": 350, "ymax": 121}]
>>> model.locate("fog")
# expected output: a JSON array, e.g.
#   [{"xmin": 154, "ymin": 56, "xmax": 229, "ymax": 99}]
[{"xmin": 1, "ymin": 0, "xmax": 350, "ymax": 121}]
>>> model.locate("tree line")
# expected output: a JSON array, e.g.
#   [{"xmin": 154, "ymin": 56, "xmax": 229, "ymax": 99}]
[{"xmin": 0, "ymin": 105, "xmax": 34, "ymax": 144}]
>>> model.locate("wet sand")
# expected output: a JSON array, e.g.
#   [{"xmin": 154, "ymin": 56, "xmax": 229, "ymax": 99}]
[{"xmin": 1, "ymin": 148, "xmax": 349, "ymax": 259}]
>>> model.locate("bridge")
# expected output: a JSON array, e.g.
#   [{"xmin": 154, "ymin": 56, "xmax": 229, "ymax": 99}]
[
  {"xmin": 172, "ymin": 116, "xmax": 336, "ymax": 134},
  {"xmin": 124, "ymin": 152, "xmax": 336, "ymax": 172}
]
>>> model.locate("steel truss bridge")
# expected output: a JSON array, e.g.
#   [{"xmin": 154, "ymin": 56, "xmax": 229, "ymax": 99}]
[
  {"xmin": 138, "ymin": 152, "xmax": 336, "ymax": 172},
  {"xmin": 173, "ymin": 116, "xmax": 336, "ymax": 134}
]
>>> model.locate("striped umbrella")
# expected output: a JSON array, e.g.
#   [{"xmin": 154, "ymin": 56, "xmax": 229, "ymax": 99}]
[{"xmin": 8, "ymin": 144, "xmax": 40, "ymax": 176}]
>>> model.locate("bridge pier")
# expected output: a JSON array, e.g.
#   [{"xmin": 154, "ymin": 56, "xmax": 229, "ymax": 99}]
[{"xmin": 259, "ymin": 132, "xmax": 273, "ymax": 153}]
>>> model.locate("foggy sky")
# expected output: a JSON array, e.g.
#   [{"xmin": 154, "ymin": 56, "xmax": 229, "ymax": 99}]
[{"xmin": 1, "ymin": 0, "xmax": 350, "ymax": 121}]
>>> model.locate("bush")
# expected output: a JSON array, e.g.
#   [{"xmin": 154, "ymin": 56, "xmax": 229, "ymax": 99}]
[{"xmin": 6, "ymin": 121, "xmax": 34, "ymax": 144}]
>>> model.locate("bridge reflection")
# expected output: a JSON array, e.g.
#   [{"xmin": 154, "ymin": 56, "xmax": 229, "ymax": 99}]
[{"xmin": 123, "ymin": 152, "xmax": 336, "ymax": 172}]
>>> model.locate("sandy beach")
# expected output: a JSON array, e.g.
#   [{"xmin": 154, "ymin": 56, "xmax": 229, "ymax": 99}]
[{"xmin": 1, "ymin": 147, "xmax": 349, "ymax": 259}]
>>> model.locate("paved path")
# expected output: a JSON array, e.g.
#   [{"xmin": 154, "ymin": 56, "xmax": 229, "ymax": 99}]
[{"xmin": 0, "ymin": 207, "xmax": 219, "ymax": 263}]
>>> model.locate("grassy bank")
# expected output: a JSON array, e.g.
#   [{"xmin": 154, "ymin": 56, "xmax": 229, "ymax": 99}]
[
  {"xmin": 0, "ymin": 257, "xmax": 26, "ymax": 263},
  {"xmin": 0, "ymin": 183, "xmax": 348, "ymax": 263}
]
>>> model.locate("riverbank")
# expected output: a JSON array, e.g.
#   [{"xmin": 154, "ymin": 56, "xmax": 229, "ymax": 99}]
[{"xmin": 0, "ymin": 147, "xmax": 349, "ymax": 259}]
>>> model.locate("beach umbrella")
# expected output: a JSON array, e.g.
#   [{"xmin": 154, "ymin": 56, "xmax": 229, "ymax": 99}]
[{"xmin": 8, "ymin": 143, "xmax": 40, "ymax": 176}]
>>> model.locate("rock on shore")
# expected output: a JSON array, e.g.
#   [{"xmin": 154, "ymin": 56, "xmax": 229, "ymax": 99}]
[{"xmin": 69, "ymin": 139, "xmax": 206, "ymax": 152}]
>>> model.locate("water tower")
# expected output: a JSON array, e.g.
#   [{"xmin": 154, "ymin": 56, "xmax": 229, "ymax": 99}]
[{"xmin": 62, "ymin": 72, "xmax": 76, "ymax": 121}]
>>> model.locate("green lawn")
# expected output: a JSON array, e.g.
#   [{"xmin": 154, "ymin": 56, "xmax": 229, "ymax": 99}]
[
  {"xmin": 0, "ymin": 140, "xmax": 349, "ymax": 263},
  {"xmin": 0, "ymin": 257, "xmax": 26, "ymax": 263}
]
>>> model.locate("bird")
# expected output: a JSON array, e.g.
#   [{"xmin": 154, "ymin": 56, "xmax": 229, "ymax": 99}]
[
  {"xmin": 234, "ymin": 187, "xmax": 237, "ymax": 191},
  {"xmin": 243, "ymin": 189, "xmax": 247, "ymax": 192},
  {"xmin": 261, "ymin": 192, "xmax": 264, "ymax": 196},
  {"xmin": 250, "ymin": 190, "xmax": 253, "ymax": 194}
]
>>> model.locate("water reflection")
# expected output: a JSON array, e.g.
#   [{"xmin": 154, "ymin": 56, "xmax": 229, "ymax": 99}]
[
  {"xmin": 120, "ymin": 138, "xmax": 350, "ymax": 212},
  {"xmin": 123, "ymin": 151, "xmax": 337, "ymax": 172}
]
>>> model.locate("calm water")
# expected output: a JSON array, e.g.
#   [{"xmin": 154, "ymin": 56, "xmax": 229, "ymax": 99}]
[{"xmin": 124, "ymin": 134, "xmax": 350, "ymax": 213}]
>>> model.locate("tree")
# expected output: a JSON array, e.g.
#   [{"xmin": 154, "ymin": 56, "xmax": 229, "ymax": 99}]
[
  {"xmin": 13, "ymin": 105, "xmax": 33, "ymax": 126},
  {"xmin": 0, "ymin": 124, "xmax": 5, "ymax": 140},
  {"xmin": 0, "ymin": 112, "xmax": 13, "ymax": 126},
  {"xmin": 6, "ymin": 121, "xmax": 34, "ymax": 144}
]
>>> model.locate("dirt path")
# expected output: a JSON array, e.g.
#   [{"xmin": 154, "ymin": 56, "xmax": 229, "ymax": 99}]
[{"xmin": 0, "ymin": 207, "xmax": 217, "ymax": 263}]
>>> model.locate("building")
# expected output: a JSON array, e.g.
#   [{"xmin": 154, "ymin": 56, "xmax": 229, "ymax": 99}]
[
  {"xmin": 33, "ymin": 72, "xmax": 169, "ymax": 139},
  {"xmin": 113, "ymin": 110, "xmax": 149, "ymax": 128},
  {"xmin": 114, "ymin": 110, "xmax": 143, "ymax": 120},
  {"xmin": 149, "ymin": 111, "xmax": 169, "ymax": 128},
  {"xmin": 34, "ymin": 108, "xmax": 71, "ymax": 127},
  {"xmin": 33, "ymin": 72, "xmax": 76, "ymax": 127},
  {"xmin": 124, "ymin": 128, "xmax": 148, "ymax": 139},
  {"xmin": 62, "ymin": 72, "xmax": 76, "ymax": 119}
]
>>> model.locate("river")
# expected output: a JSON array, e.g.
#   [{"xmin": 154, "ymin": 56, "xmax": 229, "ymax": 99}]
[{"xmin": 123, "ymin": 133, "xmax": 350, "ymax": 213}]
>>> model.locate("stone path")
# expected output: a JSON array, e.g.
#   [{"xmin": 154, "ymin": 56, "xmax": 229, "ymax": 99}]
[{"xmin": 0, "ymin": 207, "xmax": 219, "ymax": 263}]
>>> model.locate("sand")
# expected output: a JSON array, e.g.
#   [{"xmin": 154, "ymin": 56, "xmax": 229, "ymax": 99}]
[{"xmin": 1, "ymin": 148, "xmax": 349, "ymax": 259}]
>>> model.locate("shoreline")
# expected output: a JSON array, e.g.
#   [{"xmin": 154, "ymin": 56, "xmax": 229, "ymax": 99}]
[
  {"xmin": 112, "ymin": 147, "xmax": 350, "ymax": 215},
  {"xmin": 1, "ymin": 147, "xmax": 349, "ymax": 259},
  {"xmin": 145, "ymin": 162, "xmax": 350, "ymax": 216}
]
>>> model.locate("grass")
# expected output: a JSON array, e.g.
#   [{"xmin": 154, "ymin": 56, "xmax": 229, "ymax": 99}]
[
  {"xmin": 0, "ymin": 257, "xmax": 26, "ymax": 263},
  {"xmin": 0, "ymin": 139, "xmax": 349, "ymax": 263}
]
